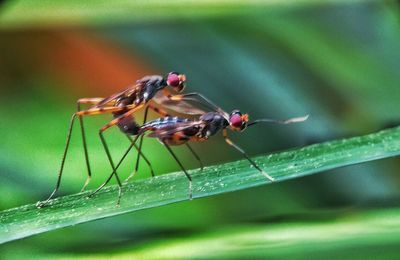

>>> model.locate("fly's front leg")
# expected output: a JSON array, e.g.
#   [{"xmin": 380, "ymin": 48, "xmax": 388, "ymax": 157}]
[{"xmin": 222, "ymin": 129, "xmax": 274, "ymax": 181}]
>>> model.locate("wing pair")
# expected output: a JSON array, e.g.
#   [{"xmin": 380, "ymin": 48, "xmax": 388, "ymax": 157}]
[{"xmin": 90, "ymin": 82, "xmax": 210, "ymax": 139}]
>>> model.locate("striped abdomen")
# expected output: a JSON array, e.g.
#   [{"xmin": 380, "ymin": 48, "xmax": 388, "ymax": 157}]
[
  {"xmin": 142, "ymin": 117, "xmax": 190, "ymax": 131},
  {"xmin": 143, "ymin": 117, "xmax": 205, "ymax": 146}
]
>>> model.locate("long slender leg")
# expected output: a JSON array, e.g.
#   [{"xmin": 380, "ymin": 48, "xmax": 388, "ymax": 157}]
[
  {"xmin": 99, "ymin": 130, "xmax": 123, "ymax": 205},
  {"xmin": 185, "ymin": 143, "xmax": 204, "ymax": 170},
  {"xmin": 126, "ymin": 135, "xmax": 155, "ymax": 177},
  {"xmin": 91, "ymin": 106, "xmax": 145, "ymax": 204},
  {"xmin": 77, "ymin": 98, "xmax": 105, "ymax": 106},
  {"xmin": 163, "ymin": 141, "xmax": 193, "ymax": 200},
  {"xmin": 90, "ymin": 135, "xmax": 140, "ymax": 197},
  {"xmin": 93, "ymin": 134, "xmax": 155, "ymax": 192},
  {"xmin": 77, "ymin": 98, "xmax": 105, "ymax": 192},
  {"xmin": 77, "ymin": 101, "xmax": 91, "ymax": 191},
  {"xmin": 80, "ymin": 99, "xmax": 155, "ymax": 187},
  {"xmin": 36, "ymin": 104, "xmax": 135, "ymax": 208},
  {"xmin": 76, "ymin": 104, "xmax": 140, "ymax": 116},
  {"xmin": 125, "ymin": 135, "xmax": 155, "ymax": 184},
  {"xmin": 91, "ymin": 134, "xmax": 156, "ymax": 196},
  {"xmin": 96, "ymin": 107, "xmax": 144, "ymax": 204},
  {"xmin": 124, "ymin": 105, "xmax": 151, "ymax": 183},
  {"xmin": 36, "ymin": 114, "xmax": 77, "ymax": 208},
  {"xmin": 222, "ymin": 129, "xmax": 274, "ymax": 181}
]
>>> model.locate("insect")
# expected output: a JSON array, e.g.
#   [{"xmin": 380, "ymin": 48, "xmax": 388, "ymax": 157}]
[
  {"xmin": 36, "ymin": 72, "xmax": 210, "ymax": 208},
  {"xmin": 93, "ymin": 96, "xmax": 309, "ymax": 203}
]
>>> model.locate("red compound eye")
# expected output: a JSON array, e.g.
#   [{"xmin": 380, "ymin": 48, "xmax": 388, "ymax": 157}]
[
  {"xmin": 167, "ymin": 73, "xmax": 180, "ymax": 87},
  {"xmin": 230, "ymin": 114, "xmax": 243, "ymax": 128}
]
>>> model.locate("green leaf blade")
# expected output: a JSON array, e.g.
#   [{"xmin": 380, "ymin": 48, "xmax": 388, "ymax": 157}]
[{"xmin": 1, "ymin": 126, "xmax": 399, "ymax": 244}]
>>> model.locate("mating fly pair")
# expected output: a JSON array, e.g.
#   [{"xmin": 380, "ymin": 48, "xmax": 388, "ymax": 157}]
[
  {"xmin": 90, "ymin": 87, "xmax": 309, "ymax": 203},
  {"xmin": 37, "ymin": 71, "xmax": 207, "ymax": 208},
  {"xmin": 37, "ymin": 71, "xmax": 308, "ymax": 207}
]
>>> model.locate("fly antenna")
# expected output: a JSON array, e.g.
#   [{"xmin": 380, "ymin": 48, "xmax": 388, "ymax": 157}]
[{"xmin": 248, "ymin": 115, "xmax": 309, "ymax": 127}]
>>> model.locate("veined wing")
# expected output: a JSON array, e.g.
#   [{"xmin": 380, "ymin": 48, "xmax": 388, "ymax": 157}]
[
  {"xmin": 93, "ymin": 84, "xmax": 140, "ymax": 108},
  {"xmin": 153, "ymin": 91, "xmax": 207, "ymax": 116},
  {"xmin": 147, "ymin": 121, "xmax": 202, "ymax": 139}
]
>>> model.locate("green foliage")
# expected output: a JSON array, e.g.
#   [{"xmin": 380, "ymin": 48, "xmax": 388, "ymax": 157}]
[
  {"xmin": 0, "ymin": 0, "xmax": 363, "ymax": 28},
  {"xmin": 75, "ymin": 208, "xmax": 400, "ymax": 259},
  {"xmin": 1, "ymin": 126, "xmax": 399, "ymax": 244}
]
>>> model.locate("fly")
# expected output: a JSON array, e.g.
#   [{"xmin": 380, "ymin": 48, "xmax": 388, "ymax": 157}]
[
  {"xmin": 37, "ymin": 72, "xmax": 211, "ymax": 208},
  {"xmin": 93, "ymin": 97, "xmax": 309, "ymax": 203}
]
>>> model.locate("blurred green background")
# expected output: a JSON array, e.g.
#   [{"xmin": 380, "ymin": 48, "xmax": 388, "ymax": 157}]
[{"xmin": 1, "ymin": 0, "xmax": 400, "ymax": 258}]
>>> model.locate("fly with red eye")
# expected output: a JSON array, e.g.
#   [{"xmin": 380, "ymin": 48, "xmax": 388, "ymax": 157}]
[
  {"xmin": 229, "ymin": 110, "xmax": 249, "ymax": 131},
  {"xmin": 37, "ymin": 72, "xmax": 214, "ymax": 208},
  {"xmin": 166, "ymin": 72, "xmax": 186, "ymax": 92},
  {"xmin": 92, "ymin": 96, "xmax": 309, "ymax": 203}
]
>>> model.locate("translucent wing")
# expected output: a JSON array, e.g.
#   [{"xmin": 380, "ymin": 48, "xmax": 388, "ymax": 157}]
[
  {"xmin": 153, "ymin": 91, "xmax": 207, "ymax": 115},
  {"xmin": 147, "ymin": 121, "xmax": 202, "ymax": 139},
  {"xmin": 93, "ymin": 84, "xmax": 140, "ymax": 108}
]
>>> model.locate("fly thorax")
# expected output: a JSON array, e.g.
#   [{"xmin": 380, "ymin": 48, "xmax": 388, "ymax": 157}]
[
  {"xmin": 143, "ymin": 84, "xmax": 159, "ymax": 102},
  {"xmin": 199, "ymin": 112, "xmax": 226, "ymax": 137}
]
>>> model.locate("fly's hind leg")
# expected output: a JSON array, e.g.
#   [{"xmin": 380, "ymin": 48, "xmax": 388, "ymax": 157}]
[{"xmin": 36, "ymin": 104, "xmax": 129, "ymax": 208}]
